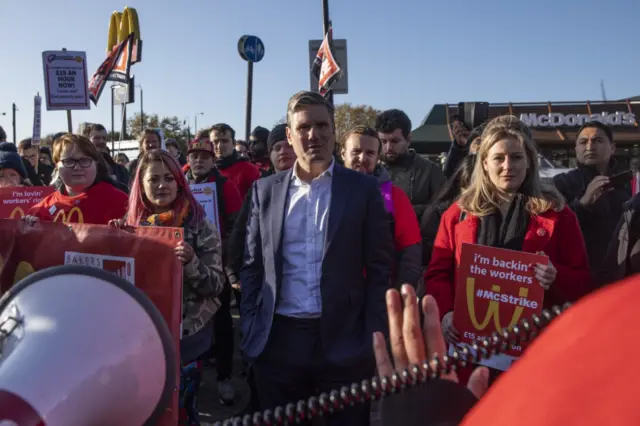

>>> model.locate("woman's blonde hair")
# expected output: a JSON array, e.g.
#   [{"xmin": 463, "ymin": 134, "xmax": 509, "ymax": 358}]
[{"xmin": 457, "ymin": 115, "xmax": 565, "ymax": 216}]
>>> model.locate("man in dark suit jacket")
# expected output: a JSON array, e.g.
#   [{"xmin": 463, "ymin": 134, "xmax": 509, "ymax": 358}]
[{"xmin": 240, "ymin": 91, "xmax": 394, "ymax": 425}]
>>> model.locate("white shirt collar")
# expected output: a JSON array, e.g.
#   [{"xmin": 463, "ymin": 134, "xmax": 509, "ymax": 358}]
[{"xmin": 291, "ymin": 158, "xmax": 335, "ymax": 183}]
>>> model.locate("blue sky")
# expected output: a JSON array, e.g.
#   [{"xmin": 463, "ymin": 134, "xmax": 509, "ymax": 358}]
[{"xmin": 1, "ymin": 0, "xmax": 639, "ymax": 141}]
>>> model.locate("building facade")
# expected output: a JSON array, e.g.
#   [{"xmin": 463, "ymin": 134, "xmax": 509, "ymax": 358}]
[{"xmin": 411, "ymin": 100, "xmax": 640, "ymax": 169}]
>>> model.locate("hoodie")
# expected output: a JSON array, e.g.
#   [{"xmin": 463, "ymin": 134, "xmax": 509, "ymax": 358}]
[{"xmin": 374, "ymin": 165, "xmax": 423, "ymax": 288}]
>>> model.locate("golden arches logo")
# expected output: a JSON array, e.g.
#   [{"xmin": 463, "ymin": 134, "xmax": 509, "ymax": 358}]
[
  {"xmin": 465, "ymin": 277, "xmax": 528, "ymax": 331},
  {"xmin": 107, "ymin": 7, "xmax": 141, "ymax": 63},
  {"xmin": 53, "ymin": 207, "xmax": 84, "ymax": 224},
  {"xmin": 0, "ymin": 255, "xmax": 36, "ymax": 286},
  {"xmin": 9, "ymin": 207, "xmax": 25, "ymax": 219}
]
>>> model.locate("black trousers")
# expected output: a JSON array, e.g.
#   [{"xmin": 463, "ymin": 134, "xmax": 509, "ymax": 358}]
[
  {"xmin": 252, "ymin": 315, "xmax": 372, "ymax": 426},
  {"xmin": 211, "ymin": 282, "xmax": 234, "ymax": 380}
]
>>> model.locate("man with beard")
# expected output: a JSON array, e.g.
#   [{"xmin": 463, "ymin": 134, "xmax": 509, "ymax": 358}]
[
  {"xmin": 376, "ymin": 109, "xmax": 445, "ymax": 218},
  {"xmin": 340, "ymin": 125, "xmax": 422, "ymax": 289},
  {"xmin": 211, "ymin": 123, "xmax": 261, "ymax": 199},
  {"xmin": 248, "ymin": 126, "xmax": 272, "ymax": 174},
  {"xmin": 84, "ymin": 123, "xmax": 129, "ymax": 188}
]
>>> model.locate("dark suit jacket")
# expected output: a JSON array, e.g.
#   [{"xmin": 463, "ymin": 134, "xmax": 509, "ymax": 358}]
[{"xmin": 240, "ymin": 163, "xmax": 394, "ymax": 365}]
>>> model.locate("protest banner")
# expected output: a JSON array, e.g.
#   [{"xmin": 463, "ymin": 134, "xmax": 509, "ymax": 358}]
[
  {"xmin": 190, "ymin": 182, "xmax": 220, "ymax": 234},
  {"xmin": 41, "ymin": 50, "xmax": 90, "ymax": 111},
  {"xmin": 0, "ymin": 220, "xmax": 182, "ymax": 425},
  {"xmin": 0, "ymin": 187, "xmax": 54, "ymax": 219},
  {"xmin": 453, "ymin": 243, "xmax": 547, "ymax": 371}
]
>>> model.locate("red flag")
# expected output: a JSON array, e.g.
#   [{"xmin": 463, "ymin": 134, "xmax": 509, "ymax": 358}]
[
  {"xmin": 311, "ymin": 26, "xmax": 341, "ymax": 97},
  {"xmin": 88, "ymin": 33, "xmax": 134, "ymax": 106}
]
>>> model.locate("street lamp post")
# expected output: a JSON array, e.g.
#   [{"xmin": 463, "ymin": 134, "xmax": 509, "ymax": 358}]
[
  {"xmin": 321, "ymin": 0, "xmax": 334, "ymax": 107},
  {"xmin": 194, "ymin": 112, "xmax": 204, "ymax": 136},
  {"xmin": 136, "ymin": 84, "xmax": 144, "ymax": 132}
]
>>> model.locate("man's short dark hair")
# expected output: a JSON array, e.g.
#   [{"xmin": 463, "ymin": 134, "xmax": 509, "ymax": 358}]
[
  {"xmin": 210, "ymin": 123, "xmax": 236, "ymax": 141},
  {"xmin": 577, "ymin": 121, "xmax": 613, "ymax": 143},
  {"xmin": 375, "ymin": 109, "xmax": 412, "ymax": 140},
  {"xmin": 18, "ymin": 138, "xmax": 34, "ymax": 151},
  {"xmin": 339, "ymin": 125, "xmax": 382, "ymax": 153},
  {"xmin": 0, "ymin": 125, "xmax": 6, "ymax": 142},
  {"xmin": 286, "ymin": 91, "xmax": 335, "ymax": 130},
  {"xmin": 83, "ymin": 123, "xmax": 107, "ymax": 137},
  {"xmin": 195, "ymin": 129, "xmax": 210, "ymax": 140}
]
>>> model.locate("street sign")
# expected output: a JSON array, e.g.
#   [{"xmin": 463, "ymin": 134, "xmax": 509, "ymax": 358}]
[
  {"xmin": 41, "ymin": 50, "xmax": 90, "ymax": 111},
  {"xmin": 113, "ymin": 76, "xmax": 135, "ymax": 105},
  {"xmin": 309, "ymin": 39, "xmax": 348, "ymax": 95},
  {"xmin": 238, "ymin": 35, "xmax": 265, "ymax": 63}
]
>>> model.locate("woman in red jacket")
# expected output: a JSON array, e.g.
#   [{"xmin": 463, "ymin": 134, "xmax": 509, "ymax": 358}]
[{"xmin": 424, "ymin": 115, "xmax": 591, "ymax": 382}]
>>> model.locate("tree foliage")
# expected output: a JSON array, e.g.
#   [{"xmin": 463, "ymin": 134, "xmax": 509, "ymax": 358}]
[
  {"xmin": 334, "ymin": 103, "xmax": 382, "ymax": 140},
  {"xmin": 126, "ymin": 113, "xmax": 192, "ymax": 153}
]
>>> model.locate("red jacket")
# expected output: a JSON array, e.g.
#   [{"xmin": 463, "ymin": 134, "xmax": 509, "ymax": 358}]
[
  {"xmin": 218, "ymin": 161, "xmax": 261, "ymax": 200},
  {"xmin": 425, "ymin": 202, "xmax": 591, "ymax": 319}
]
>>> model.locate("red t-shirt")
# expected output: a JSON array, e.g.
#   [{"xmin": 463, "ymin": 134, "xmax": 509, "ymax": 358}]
[
  {"xmin": 28, "ymin": 181, "xmax": 128, "ymax": 225},
  {"xmin": 219, "ymin": 161, "xmax": 261, "ymax": 199},
  {"xmin": 391, "ymin": 185, "xmax": 421, "ymax": 251}
]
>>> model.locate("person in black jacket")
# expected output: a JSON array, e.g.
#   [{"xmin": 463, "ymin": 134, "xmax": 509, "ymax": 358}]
[
  {"xmin": 18, "ymin": 138, "xmax": 50, "ymax": 185},
  {"xmin": 442, "ymin": 116, "xmax": 484, "ymax": 179},
  {"xmin": 598, "ymin": 192, "xmax": 640, "ymax": 286},
  {"xmin": 83, "ymin": 124, "xmax": 130, "ymax": 189},
  {"xmin": 420, "ymin": 154, "xmax": 476, "ymax": 272},
  {"xmin": 376, "ymin": 109, "xmax": 446, "ymax": 219},
  {"xmin": 553, "ymin": 121, "xmax": 630, "ymax": 280}
]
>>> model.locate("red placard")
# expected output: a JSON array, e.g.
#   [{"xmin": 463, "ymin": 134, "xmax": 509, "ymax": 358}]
[
  {"xmin": 453, "ymin": 243, "xmax": 546, "ymax": 369},
  {"xmin": 0, "ymin": 187, "xmax": 55, "ymax": 219},
  {"xmin": 0, "ymin": 219, "xmax": 182, "ymax": 426}
]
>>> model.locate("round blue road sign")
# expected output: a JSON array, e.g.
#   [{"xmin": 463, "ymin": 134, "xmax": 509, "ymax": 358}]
[{"xmin": 238, "ymin": 35, "xmax": 265, "ymax": 63}]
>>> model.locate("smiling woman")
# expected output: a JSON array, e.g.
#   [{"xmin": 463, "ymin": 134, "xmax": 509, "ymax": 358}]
[{"xmin": 26, "ymin": 134, "xmax": 128, "ymax": 224}]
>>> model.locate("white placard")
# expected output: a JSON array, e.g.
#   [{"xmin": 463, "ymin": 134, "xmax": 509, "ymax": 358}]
[
  {"xmin": 32, "ymin": 95, "xmax": 42, "ymax": 146},
  {"xmin": 41, "ymin": 50, "xmax": 90, "ymax": 111},
  {"xmin": 190, "ymin": 182, "xmax": 220, "ymax": 234}
]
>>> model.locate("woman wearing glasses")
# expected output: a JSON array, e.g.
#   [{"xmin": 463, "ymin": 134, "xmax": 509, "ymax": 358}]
[{"xmin": 26, "ymin": 134, "xmax": 128, "ymax": 224}]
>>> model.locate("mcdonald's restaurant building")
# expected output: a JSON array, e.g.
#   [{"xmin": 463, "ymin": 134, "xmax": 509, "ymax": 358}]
[{"xmin": 411, "ymin": 100, "xmax": 640, "ymax": 169}]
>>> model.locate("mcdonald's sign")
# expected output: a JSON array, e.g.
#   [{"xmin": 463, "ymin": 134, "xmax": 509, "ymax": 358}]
[
  {"xmin": 9, "ymin": 207, "xmax": 25, "ymax": 219},
  {"xmin": 453, "ymin": 244, "xmax": 546, "ymax": 359},
  {"xmin": 107, "ymin": 7, "xmax": 142, "ymax": 64},
  {"xmin": 53, "ymin": 207, "xmax": 84, "ymax": 224},
  {"xmin": 0, "ymin": 187, "xmax": 54, "ymax": 219}
]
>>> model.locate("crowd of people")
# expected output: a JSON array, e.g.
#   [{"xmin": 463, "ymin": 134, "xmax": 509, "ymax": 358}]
[{"xmin": 0, "ymin": 89, "xmax": 638, "ymax": 425}]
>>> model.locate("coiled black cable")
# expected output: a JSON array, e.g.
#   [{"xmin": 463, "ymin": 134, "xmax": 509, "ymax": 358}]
[{"xmin": 214, "ymin": 303, "xmax": 569, "ymax": 426}]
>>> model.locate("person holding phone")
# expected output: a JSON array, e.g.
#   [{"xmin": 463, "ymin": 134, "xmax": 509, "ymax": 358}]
[{"xmin": 553, "ymin": 121, "xmax": 631, "ymax": 286}]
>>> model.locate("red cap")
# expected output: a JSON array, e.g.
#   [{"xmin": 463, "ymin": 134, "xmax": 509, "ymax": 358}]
[{"xmin": 188, "ymin": 139, "xmax": 214, "ymax": 155}]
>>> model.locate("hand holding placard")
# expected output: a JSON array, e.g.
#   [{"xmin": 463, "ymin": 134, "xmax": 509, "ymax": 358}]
[{"xmin": 453, "ymin": 244, "xmax": 547, "ymax": 369}]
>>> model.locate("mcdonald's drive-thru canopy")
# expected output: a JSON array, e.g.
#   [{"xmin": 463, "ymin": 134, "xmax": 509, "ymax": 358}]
[{"xmin": 411, "ymin": 99, "xmax": 640, "ymax": 156}]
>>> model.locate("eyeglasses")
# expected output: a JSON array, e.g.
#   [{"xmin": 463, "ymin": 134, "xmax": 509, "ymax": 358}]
[{"xmin": 60, "ymin": 158, "xmax": 94, "ymax": 169}]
